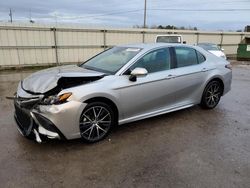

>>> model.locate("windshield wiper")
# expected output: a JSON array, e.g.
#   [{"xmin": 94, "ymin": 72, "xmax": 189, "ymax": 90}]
[
  {"xmin": 81, "ymin": 65, "xmax": 95, "ymax": 71},
  {"xmin": 82, "ymin": 65, "xmax": 113, "ymax": 75}
]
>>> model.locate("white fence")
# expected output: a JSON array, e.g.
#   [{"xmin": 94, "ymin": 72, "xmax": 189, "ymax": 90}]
[{"xmin": 0, "ymin": 23, "xmax": 249, "ymax": 68}]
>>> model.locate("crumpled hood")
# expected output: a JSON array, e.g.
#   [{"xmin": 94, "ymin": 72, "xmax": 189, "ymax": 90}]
[{"xmin": 22, "ymin": 65, "xmax": 105, "ymax": 94}]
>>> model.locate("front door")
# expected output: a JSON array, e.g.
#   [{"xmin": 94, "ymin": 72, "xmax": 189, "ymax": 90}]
[{"xmin": 114, "ymin": 47, "xmax": 177, "ymax": 122}]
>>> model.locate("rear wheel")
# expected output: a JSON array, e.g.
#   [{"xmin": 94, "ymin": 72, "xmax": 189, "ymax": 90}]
[
  {"xmin": 200, "ymin": 80, "xmax": 223, "ymax": 109},
  {"xmin": 79, "ymin": 102, "xmax": 114, "ymax": 143}
]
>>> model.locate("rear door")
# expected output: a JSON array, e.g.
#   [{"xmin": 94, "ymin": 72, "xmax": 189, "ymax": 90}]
[{"xmin": 170, "ymin": 46, "xmax": 212, "ymax": 105}]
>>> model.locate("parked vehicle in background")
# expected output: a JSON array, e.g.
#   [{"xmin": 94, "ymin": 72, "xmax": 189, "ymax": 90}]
[
  {"xmin": 156, "ymin": 35, "xmax": 185, "ymax": 44},
  {"xmin": 13, "ymin": 43, "xmax": 232, "ymax": 143},
  {"xmin": 197, "ymin": 43, "xmax": 227, "ymax": 59}
]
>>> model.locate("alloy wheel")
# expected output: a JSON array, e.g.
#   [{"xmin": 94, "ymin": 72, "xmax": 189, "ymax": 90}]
[
  {"xmin": 205, "ymin": 81, "xmax": 221, "ymax": 108},
  {"xmin": 80, "ymin": 105, "xmax": 112, "ymax": 142}
]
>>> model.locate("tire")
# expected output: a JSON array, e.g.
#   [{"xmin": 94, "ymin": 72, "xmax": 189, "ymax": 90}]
[
  {"xmin": 79, "ymin": 102, "xmax": 115, "ymax": 143},
  {"xmin": 200, "ymin": 80, "xmax": 223, "ymax": 109}
]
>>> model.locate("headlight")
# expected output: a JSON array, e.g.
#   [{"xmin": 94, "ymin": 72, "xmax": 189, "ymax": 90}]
[{"xmin": 41, "ymin": 92, "xmax": 72, "ymax": 105}]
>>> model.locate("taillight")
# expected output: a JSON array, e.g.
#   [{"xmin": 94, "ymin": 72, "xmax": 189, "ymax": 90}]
[{"xmin": 225, "ymin": 64, "xmax": 232, "ymax": 70}]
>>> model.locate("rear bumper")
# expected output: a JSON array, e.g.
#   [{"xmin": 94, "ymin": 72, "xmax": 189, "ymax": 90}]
[{"xmin": 223, "ymin": 71, "xmax": 232, "ymax": 96}]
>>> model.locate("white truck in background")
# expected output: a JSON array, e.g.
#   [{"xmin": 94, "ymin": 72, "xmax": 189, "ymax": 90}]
[{"xmin": 155, "ymin": 35, "xmax": 186, "ymax": 44}]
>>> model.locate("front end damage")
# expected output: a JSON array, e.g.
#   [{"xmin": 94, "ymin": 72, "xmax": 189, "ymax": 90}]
[
  {"xmin": 14, "ymin": 95, "xmax": 66, "ymax": 142},
  {"xmin": 13, "ymin": 66, "xmax": 104, "ymax": 143}
]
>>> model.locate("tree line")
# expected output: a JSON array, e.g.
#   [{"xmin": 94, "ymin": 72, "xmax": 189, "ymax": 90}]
[{"xmin": 133, "ymin": 24, "xmax": 198, "ymax": 30}]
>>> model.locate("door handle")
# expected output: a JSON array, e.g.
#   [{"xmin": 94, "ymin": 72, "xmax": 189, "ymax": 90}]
[
  {"xmin": 201, "ymin": 68, "xmax": 208, "ymax": 72},
  {"xmin": 166, "ymin": 74, "xmax": 176, "ymax": 79}
]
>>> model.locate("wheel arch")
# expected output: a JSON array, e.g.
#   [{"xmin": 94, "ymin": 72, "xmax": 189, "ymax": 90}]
[
  {"xmin": 200, "ymin": 77, "xmax": 224, "ymax": 109},
  {"xmin": 200, "ymin": 76, "xmax": 225, "ymax": 103},
  {"xmin": 205, "ymin": 77, "xmax": 224, "ymax": 95},
  {"xmin": 84, "ymin": 97, "xmax": 119, "ymax": 125}
]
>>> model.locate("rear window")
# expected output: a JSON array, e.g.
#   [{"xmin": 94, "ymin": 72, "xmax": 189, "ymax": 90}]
[
  {"xmin": 175, "ymin": 47, "xmax": 198, "ymax": 68},
  {"xmin": 196, "ymin": 51, "xmax": 206, "ymax": 63}
]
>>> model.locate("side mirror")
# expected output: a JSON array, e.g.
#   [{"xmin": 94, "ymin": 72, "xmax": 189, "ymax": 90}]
[
  {"xmin": 129, "ymin": 67, "xmax": 148, "ymax": 82},
  {"xmin": 183, "ymin": 41, "xmax": 187, "ymax": 44},
  {"xmin": 221, "ymin": 48, "xmax": 225, "ymax": 51}
]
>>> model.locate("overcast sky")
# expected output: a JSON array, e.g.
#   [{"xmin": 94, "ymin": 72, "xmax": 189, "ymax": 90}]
[{"xmin": 0, "ymin": 0, "xmax": 249, "ymax": 31}]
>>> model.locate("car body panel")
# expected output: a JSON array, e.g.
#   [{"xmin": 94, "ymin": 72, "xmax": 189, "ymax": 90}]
[
  {"xmin": 36, "ymin": 101, "xmax": 87, "ymax": 139},
  {"xmin": 208, "ymin": 50, "xmax": 226, "ymax": 59},
  {"xmin": 115, "ymin": 70, "xmax": 177, "ymax": 120}
]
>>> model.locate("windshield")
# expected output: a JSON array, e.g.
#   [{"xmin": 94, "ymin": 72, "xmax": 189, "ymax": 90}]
[
  {"xmin": 198, "ymin": 43, "xmax": 220, "ymax": 51},
  {"xmin": 81, "ymin": 47, "xmax": 142, "ymax": 74}
]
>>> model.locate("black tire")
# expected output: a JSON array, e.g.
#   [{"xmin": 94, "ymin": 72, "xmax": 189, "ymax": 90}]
[
  {"xmin": 79, "ymin": 102, "xmax": 115, "ymax": 143},
  {"xmin": 200, "ymin": 80, "xmax": 223, "ymax": 109}
]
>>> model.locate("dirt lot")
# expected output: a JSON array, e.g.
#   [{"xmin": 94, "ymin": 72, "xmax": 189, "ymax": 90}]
[{"xmin": 0, "ymin": 63, "xmax": 250, "ymax": 188}]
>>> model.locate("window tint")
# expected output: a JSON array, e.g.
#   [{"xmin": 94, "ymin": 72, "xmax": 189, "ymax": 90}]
[
  {"xmin": 130, "ymin": 48, "xmax": 171, "ymax": 73},
  {"xmin": 196, "ymin": 50, "xmax": 206, "ymax": 63},
  {"xmin": 175, "ymin": 47, "xmax": 198, "ymax": 68}
]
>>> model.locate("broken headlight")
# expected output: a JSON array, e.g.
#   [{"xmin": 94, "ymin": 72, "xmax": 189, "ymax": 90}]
[{"xmin": 41, "ymin": 92, "xmax": 72, "ymax": 105}]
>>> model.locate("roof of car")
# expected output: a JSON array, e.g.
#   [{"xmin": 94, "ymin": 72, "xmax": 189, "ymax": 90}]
[
  {"xmin": 119, "ymin": 43, "xmax": 194, "ymax": 50},
  {"xmin": 197, "ymin": 43, "xmax": 217, "ymax": 46}
]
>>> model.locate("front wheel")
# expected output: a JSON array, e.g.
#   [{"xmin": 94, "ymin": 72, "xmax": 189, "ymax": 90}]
[
  {"xmin": 79, "ymin": 102, "xmax": 114, "ymax": 143},
  {"xmin": 200, "ymin": 80, "xmax": 223, "ymax": 109}
]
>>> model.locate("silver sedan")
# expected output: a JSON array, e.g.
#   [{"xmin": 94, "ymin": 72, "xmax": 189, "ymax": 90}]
[{"xmin": 14, "ymin": 43, "xmax": 232, "ymax": 143}]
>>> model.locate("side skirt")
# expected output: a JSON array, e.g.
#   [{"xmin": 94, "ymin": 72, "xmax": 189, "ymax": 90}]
[{"xmin": 119, "ymin": 103, "xmax": 195, "ymax": 125}]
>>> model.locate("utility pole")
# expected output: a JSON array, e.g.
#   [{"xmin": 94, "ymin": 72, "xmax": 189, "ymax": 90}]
[
  {"xmin": 29, "ymin": 9, "xmax": 31, "ymax": 22},
  {"xmin": 143, "ymin": 0, "xmax": 147, "ymax": 28},
  {"xmin": 9, "ymin": 8, "xmax": 13, "ymax": 23},
  {"xmin": 29, "ymin": 9, "xmax": 34, "ymax": 23}
]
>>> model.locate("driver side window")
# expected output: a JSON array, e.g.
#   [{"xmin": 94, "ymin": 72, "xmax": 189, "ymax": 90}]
[{"xmin": 129, "ymin": 48, "xmax": 171, "ymax": 73}]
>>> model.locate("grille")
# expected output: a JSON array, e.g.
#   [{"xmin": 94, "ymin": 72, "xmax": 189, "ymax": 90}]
[{"xmin": 14, "ymin": 100, "xmax": 33, "ymax": 134}]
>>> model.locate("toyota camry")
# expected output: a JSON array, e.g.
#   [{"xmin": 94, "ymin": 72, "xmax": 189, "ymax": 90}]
[{"xmin": 13, "ymin": 43, "xmax": 232, "ymax": 143}]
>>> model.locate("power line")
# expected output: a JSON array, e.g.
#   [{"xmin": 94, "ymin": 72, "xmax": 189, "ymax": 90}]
[
  {"xmin": 4, "ymin": 7, "xmax": 250, "ymax": 23},
  {"xmin": 148, "ymin": 8, "xmax": 250, "ymax": 12},
  {"xmin": 74, "ymin": 9, "xmax": 143, "ymax": 19},
  {"xmin": 63, "ymin": 8, "xmax": 250, "ymax": 20},
  {"xmin": 52, "ymin": 8, "xmax": 250, "ymax": 21},
  {"xmin": 60, "ymin": 8, "xmax": 250, "ymax": 21}
]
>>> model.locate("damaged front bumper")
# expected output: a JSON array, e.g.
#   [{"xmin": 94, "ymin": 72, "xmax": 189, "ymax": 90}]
[
  {"xmin": 13, "ymin": 80, "xmax": 87, "ymax": 143},
  {"xmin": 14, "ymin": 97, "xmax": 66, "ymax": 143}
]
